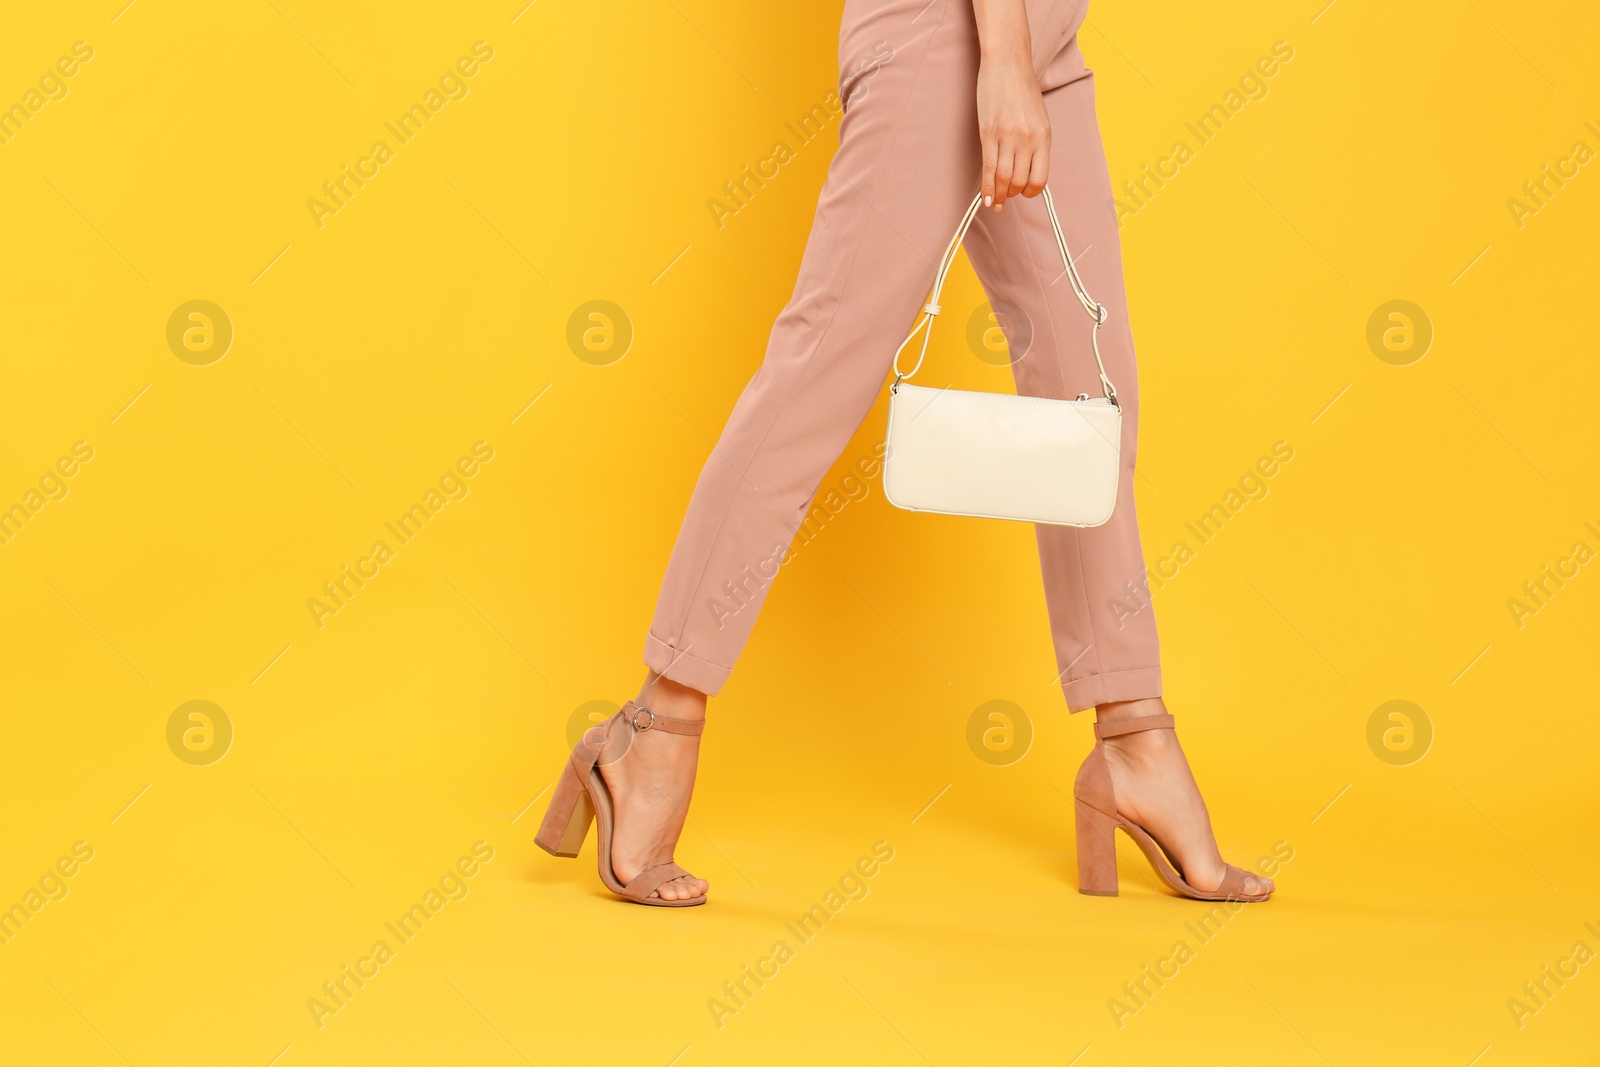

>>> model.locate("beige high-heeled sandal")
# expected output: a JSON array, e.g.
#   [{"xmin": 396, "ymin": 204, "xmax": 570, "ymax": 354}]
[
  {"xmin": 535, "ymin": 700, "xmax": 707, "ymax": 907},
  {"xmin": 1073, "ymin": 714, "xmax": 1272, "ymax": 903}
]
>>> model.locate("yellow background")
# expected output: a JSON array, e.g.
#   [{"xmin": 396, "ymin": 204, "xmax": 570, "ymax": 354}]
[{"xmin": 2, "ymin": 0, "xmax": 1597, "ymax": 1063}]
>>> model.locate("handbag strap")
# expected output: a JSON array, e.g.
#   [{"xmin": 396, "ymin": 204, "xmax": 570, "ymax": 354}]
[{"xmin": 890, "ymin": 186, "xmax": 1117, "ymax": 406}]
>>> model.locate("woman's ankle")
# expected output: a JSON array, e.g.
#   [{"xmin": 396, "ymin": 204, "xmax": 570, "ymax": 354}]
[{"xmin": 637, "ymin": 671, "xmax": 708, "ymax": 721}]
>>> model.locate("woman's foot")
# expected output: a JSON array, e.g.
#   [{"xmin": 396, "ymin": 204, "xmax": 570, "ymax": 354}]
[
  {"xmin": 1095, "ymin": 698, "xmax": 1273, "ymax": 897},
  {"xmin": 595, "ymin": 673, "xmax": 709, "ymax": 902}
]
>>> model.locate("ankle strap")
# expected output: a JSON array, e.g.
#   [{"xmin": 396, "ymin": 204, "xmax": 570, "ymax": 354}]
[
  {"xmin": 621, "ymin": 700, "xmax": 705, "ymax": 736},
  {"xmin": 1094, "ymin": 713, "xmax": 1175, "ymax": 740}
]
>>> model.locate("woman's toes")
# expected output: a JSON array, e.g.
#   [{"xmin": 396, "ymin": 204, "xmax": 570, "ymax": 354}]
[{"xmin": 654, "ymin": 875, "xmax": 705, "ymax": 901}]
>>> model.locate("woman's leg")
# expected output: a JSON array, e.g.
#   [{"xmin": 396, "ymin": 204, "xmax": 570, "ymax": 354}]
[
  {"xmin": 960, "ymin": 40, "xmax": 1271, "ymax": 895},
  {"xmin": 961, "ymin": 37, "xmax": 1158, "ymax": 713},
  {"xmin": 643, "ymin": 0, "xmax": 995, "ymax": 695},
  {"xmin": 613, "ymin": 0, "xmax": 1061, "ymax": 899}
]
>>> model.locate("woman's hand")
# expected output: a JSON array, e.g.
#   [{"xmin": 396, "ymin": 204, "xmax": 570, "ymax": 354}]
[{"xmin": 973, "ymin": 1, "xmax": 1048, "ymax": 212}]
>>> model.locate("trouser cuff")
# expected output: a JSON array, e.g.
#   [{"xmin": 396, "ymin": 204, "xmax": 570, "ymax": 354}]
[
  {"xmin": 644, "ymin": 632, "xmax": 730, "ymax": 696},
  {"xmin": 1061, "ymin": 666, "xmax": 1162, "ymax": 713}
]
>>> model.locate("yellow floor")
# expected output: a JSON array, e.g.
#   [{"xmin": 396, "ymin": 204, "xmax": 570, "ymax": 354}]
[
  {"xmin": 4, "ymin": 0, "xmax": 1598, "ymax": 1063},
  {"xmin": 6, "ymin": 669, "xmax": 1598, "ymax": 1065}
]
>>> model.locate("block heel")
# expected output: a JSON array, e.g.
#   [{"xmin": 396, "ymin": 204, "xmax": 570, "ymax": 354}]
[
  {"xmin": 535, "ymin": 763, "xmax": 595, "ymax": 857},
  {"xmin": 1074, "ymin": 799, "xmax": 1119, "ymax": 896}
]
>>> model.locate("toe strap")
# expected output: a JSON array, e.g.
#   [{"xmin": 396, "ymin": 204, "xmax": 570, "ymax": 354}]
[
  {"xmin": 1216, "ymin": 865, "xmax": 1271, "ymax": 901},
  {"xmin": 621, "ymin": 861, "xmax": 696, "ymax": 902}
]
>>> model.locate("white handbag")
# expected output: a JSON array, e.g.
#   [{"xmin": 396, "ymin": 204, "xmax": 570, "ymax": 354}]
[{"xmin": 882, "ymin": 187, "xmax": 1123, "ymax": 527}]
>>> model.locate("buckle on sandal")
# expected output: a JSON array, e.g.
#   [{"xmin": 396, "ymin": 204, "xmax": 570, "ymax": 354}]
[{"xmin": 630, "ymin": 705, "xmax": 656, "ymax": 731}]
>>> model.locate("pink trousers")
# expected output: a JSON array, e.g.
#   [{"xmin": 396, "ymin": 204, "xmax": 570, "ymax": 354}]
[{"xmin": 644, "ymin": 0, "xmax": 1160, "ymax": 712}]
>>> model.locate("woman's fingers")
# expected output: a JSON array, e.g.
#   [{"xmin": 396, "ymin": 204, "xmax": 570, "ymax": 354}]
[
  {"xmin": 1008, "ymin": 146, "xmax": 1032, "ymax": 201},
  {"xmin": 1023, "ymin": 144, "xmax": 1049, "ymax": 198},
  {"xmin": 984, "ymin": 131, "xmax": 1050, "ymax": 211},
  {"xmin": 993, "ymin": 148, "xmax": 1015, "ymax": 210},
  {"xmin": 981, "ymin": 134, "xmax": 999, "ymax": 207},
  {"xmin": 990, "ymin": 137, "xmax": 1049, "ymax": 211}
]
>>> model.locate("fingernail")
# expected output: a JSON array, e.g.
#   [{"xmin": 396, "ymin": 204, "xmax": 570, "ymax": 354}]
[{"xmin": 984, "ymin": 195, "xmax": 992, "ymax": 207}]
